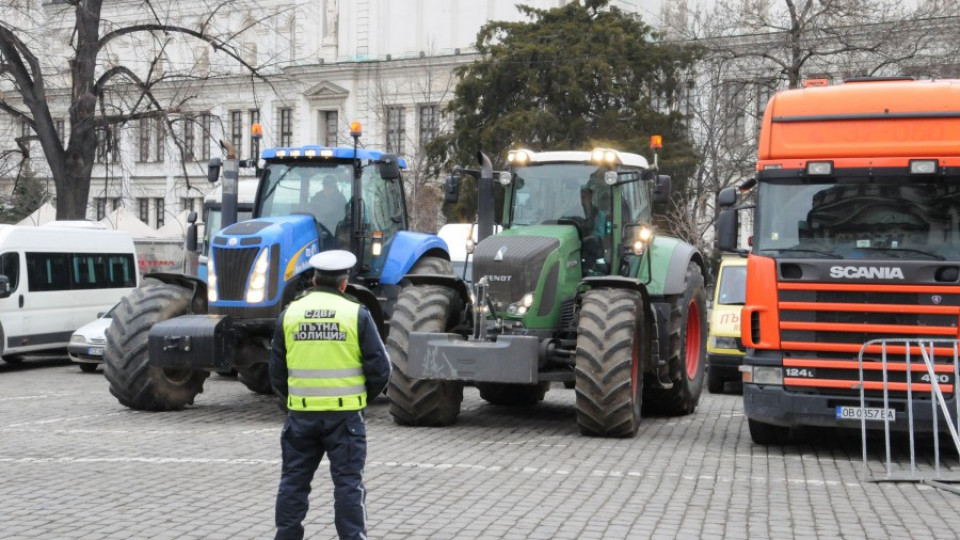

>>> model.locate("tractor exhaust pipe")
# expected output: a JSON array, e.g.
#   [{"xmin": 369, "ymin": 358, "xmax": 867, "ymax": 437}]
[{"xmin": 477, "ymin": 151, "xmax": 495, "ymax": 242}]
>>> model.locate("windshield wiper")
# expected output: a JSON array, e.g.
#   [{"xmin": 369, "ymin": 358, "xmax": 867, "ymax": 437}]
[
  {"xmin": 762, "ymin": 247, "xmax": 842, "ymax": 259},
  {"xmin": 858, "ymin": 247, "xmax": 945, "ymax": 260}
]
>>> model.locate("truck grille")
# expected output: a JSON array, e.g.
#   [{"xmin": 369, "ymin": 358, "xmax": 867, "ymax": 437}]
[
  {"xmin": 212, "ymin": 247, "xmax": 259, "ymax": 301},
  {"xmin": 777, "ymin": 283, "xmax": 960, "ymax": 398}
]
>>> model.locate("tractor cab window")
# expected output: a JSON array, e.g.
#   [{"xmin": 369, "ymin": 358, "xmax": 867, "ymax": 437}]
[
  {"xmin": 620, "ymin": 169, "xmax": 652, "ymax": 224},
  {"xmin": 258, "ymin": 162, "xmax": 354, "ymax": 235}
]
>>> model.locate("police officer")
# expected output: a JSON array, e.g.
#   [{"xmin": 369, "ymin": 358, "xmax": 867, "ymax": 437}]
[{"xmin": 269, "ymin": 250, "xmax": 391, "ymax": 540}]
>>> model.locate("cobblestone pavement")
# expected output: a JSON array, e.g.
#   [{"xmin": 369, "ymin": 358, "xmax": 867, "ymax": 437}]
[{"xmin": 2, "ymin": 357, "xmax": 960, "ymax": 539}]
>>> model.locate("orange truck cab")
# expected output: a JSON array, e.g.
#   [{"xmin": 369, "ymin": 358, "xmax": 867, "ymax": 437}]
[{"xmin": 716, "ymin": 78, "xmax": 960, "ymax": 444}]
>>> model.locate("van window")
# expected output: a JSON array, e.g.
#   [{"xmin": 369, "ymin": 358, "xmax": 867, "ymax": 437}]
[
  {"xmin": 27, "ymin": 252, "xmax": 137, "ymax": 291},
  {"xmin": 717, "ymin": 265, "xmax": 747, "ymax": 305},
  {"xmin": 1, "ymin": 252, "xmax": 19, "ymax": 290}
]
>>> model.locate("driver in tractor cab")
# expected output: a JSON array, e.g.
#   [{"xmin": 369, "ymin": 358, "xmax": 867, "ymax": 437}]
[
  {"xmin": 562, "ymin": 182, "xmax": 607, "ymax": 274},
  {"xmin": 310, "ymin": 175, "xmax": 348, "ymax": 237}
]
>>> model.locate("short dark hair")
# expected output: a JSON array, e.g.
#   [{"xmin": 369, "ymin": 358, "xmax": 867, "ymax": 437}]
[{"xmin": 314, "ymin": 271, "xmax": 348, "ymax": 288}]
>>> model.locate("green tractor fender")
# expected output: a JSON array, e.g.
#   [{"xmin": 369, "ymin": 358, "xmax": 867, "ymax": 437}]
[{"xmin": 641, "ymin": 236, "xmax": 706, "ymax": 297}]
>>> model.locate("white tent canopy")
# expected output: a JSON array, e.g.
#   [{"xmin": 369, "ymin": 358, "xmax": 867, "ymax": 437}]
[
  {"xmin": 15, "ymin": 202, "xmax": 57, "ymax": 226},
  {"xmin": 155, "ymin": 210, "xmax": 192, "ymax": 239},
  {"xmin": 99, "ymin": 207, "xmax": 159, "ymax": 238}
]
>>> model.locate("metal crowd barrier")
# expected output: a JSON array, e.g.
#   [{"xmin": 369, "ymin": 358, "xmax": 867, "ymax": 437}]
[{"xmin": 857, "ymin": 338, "xmax": 960, "ymax": 492}]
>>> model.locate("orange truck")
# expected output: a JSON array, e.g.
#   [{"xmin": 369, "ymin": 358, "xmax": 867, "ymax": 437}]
[{"xmin": 717, "ymin": 78, "xmax": 960, "ymax": 444}]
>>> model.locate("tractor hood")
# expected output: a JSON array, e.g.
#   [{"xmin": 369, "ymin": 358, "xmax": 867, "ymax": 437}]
[{"xmin": 472, "ymin": 225, "xmax": 582, "ymax": 326}]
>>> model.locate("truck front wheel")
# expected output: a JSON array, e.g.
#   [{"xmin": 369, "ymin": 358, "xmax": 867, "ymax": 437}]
[
  {"xmin": 104, "ymin": 283, "xmax": 209, "ymax": 411},
  {"xmin": 387, "ymin": 285, "xmax": 463, "ymax": 426},
  {"xmin": 575, "ymin": 288, "xmax": 646, "ymax": 437}
]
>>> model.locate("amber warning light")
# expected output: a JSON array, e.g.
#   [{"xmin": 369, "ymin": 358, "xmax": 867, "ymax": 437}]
[
  {"xmin": 251, "ymin": 123, "xmax": 263, "ymax": 139},
  {"xmin": 350, "ymin": 121, "xmax": 362, "ymax": 137},
  {"xmin": 650, "ymin": 135, "xmax": 663, "ymax": 150}
]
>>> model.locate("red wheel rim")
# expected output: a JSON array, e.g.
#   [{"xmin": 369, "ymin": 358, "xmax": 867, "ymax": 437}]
[{"xmin": 685, "ymin": 299, "xmax": 701, "ymax": 379}]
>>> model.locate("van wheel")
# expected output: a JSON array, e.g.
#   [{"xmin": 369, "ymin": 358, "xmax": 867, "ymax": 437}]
[
  {"xmin": 79, "ymin": 363, "xmax": 99, "ymax": 373},
  {"xmin": 104, "ymin": 284, "xmax": 209, "ymax": 411},
  {"xmin": 1, "ymin": 355, "xmax": 23, "ymax": 364},
  {"xmin": 707, "ymin": 366, "xmax": 725, "ymax": 394}
]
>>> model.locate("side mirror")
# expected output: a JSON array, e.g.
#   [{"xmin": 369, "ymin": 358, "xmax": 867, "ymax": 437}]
[
  {"xmin": 717, "ymin": 186, "xmax": 738, "ymax": 208},
  {"xmin": 187, "ymin": 211, "xmax": 198, "ymax": 224},
  {"xmin": 378, "ymin": 154, "xmax": 401, "ymax": 180},
  {"xmin": 444, "ymin": 174, "xmax": 461, "ymax": 204},
  {"xmin": 653, "ymin": 175, "xmax": 671, "ymax": 205},
  {"xmin": 186, "ymin": 222, "xmax": 198, "ymax": 252},
  {"xmin": 717, "ymin": 208, "xmax": 739, "ymax": 252},
  {"xmin": 0, "ymin": 275, "xmax": 10, "ymax": 299},
  {"xmin": 207, "ymin": 157, "xmax": 222, "ymax": 183}
]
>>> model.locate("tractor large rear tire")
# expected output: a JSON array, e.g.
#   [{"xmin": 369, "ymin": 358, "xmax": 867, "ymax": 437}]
[
  {"xmin": 477, "ymin": 382, "xmax": 550, "ymax": 406},
  {"xmin": 409, "ymin": 256, "xmax": 454, "ymax": 276},
  {"xmin": 104, "ymin": 284, "xmax": 209, "ymax": 411},
  {"xmin": 574, "ymin": 288, "xmax": 645, "ymax": 437},
  {"xmin": 643, "ymin": 262, "xmax": 707, "ymax": 416},
  {"xmin": 387, "ymin": 285, "xmax": 463, "ymax": 426}
]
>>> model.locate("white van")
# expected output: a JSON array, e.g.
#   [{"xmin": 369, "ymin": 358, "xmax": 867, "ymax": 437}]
[{"xmin": 0, "ymin": 222, "xmax": 139, "ymax": 362}]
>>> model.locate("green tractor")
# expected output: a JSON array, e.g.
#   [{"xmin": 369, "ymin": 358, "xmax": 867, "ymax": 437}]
[{"xmin": 387, "ymin": 145, "xmax": 708, "ymax": 437}]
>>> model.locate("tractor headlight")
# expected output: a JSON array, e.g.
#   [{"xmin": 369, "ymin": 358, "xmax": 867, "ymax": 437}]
[
  {"xmin": 507, "ymin": 292, "xmax": 535, "ymax": 316},
  {"xmin": 244, "ymin": 248, "xmax": 270, "ymax": 303},
  {"xmin": 207, "ymin": 258, "xmax": 218, "ymax": 303},
  {"xmin": 624, "ymin": 225, "xmax": 655, "ymax": 256}
]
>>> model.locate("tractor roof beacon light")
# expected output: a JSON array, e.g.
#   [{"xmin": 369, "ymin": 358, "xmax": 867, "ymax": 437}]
[
  {"xmin": 650, "ymin": 135, "xmax": 663, "ymax": 170},
  {"xmin": 350, "ymin": 121, "xmax": 364, "ymax": 271},
  {"xmin": 350, "ymin": 121, "xmax": 363, "ymax": 139}
]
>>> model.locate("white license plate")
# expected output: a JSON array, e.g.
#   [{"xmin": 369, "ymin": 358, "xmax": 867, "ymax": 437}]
[
  {"xmin": 836, "ymin": 406, "xmax": 895, "ymax": 422},
  {"xmin": 87, "ymin": 347, "xmax": 104, "ymax": 356}
]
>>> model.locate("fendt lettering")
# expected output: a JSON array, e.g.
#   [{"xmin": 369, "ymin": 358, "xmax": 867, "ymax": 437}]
[
  {"xmin": 828, "ymin": 266, "xmax": 905, "ymax": 279},
  {"xmin": 717, "ymin": 78, "xmax": 960, "ymax": 445}
]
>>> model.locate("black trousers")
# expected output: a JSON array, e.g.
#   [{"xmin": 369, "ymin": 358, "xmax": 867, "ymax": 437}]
[{"xmin": 275, "ymin": 410, "xmax": 367, "ymax": 540}]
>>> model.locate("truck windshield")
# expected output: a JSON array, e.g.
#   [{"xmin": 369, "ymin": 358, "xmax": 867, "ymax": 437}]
[
  {"xmin": 511, "ymin": 164, "xmax": 612, "ymax": 227},
  {"xmin": 755, "ymin": 179, "xmax": 960, "ymax": 259}
]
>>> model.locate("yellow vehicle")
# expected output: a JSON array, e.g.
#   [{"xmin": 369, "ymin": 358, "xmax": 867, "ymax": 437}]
[{"xmin": 707, "ymin": 256, "xmax": 747, "ymax": 393}]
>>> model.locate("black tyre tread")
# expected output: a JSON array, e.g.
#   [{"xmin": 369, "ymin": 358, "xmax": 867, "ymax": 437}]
[
  {"xmin": 386, "ymin": 285, "xmax": 463, "ymax": 426},
  {"xmin": 574, "ymin": 288, "xmax": 643, "ymax": 437},
  {"xmin": 104, "ymin": 284, "xmax": 208, "ymax": 411},
  {"xmin": 409, "ymin": 256, "xmax": 454, "ymax": 276},
  {"xmin": 749, "ymin": 418, "xmax": 791, "ymax": 445},
  {"xmin": 477, "ymin": 382, "xmax": 549, "ymax": 406},
  {"xmin": 238, "ymin": 363, "xmax": 274, "ymax": 394},
  {"xmin": 643, "ymin": 262, "xmax": 707, "ymax": 416}
]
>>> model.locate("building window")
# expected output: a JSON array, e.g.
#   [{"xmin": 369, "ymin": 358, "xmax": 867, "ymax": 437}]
[
  {"xmin": 322, "ymin": 110, "xmax": 338, "ymax": 147},
  {"xmin": 418, "ymin": 104, "xmax": 439, "ymax": 147},
  {"xmin": 154, "ymin": 197, "xmax": 165, "ymax": 228},
  {"xmin": 138, "ymin": 198, "xmax": 150, "ymax": 223},
  {"xmin": 95, "ymin": 128, "xmax": 108, "ymax": 164},
  {"xmin": 230, "ymin": 110, "xmax": 243, "ymax": 157},
  {"xmin": 721, "ymin": 80, "xmax": 748, "ymax": 142},
  {"xmin": 20, "ymin": 119, "xmax": 30, "ymax": 139},
  {"xmin": 95, "ymin": 198, "xmax": 107, "ymax": 220},
  {"xmin": 155, "ymin": 118, "xmax": 164, "ymax": 162},
  {"xmin": 200, "ymin": 113, "xmax": 213, "ymax": 160},
  {"xmin": 385, "ymin": 106, "xmax": 405, "ymax": 155},
  {"xmin": 183, "ymin": 114, "xmax": 195, "ymax": 161},
  {"xmin": 280, "ymin": 108, "xmax": 293, "ymax": 147},
  {"xmin": 249, "ymin": 109, "xmax": 260, "ymax": 158},
  {"xmin": 139, "ymin": 119, "xmax": 151, "ymax": 162},
  {"xmin": 55, "ymin": 119, "xmax": 66, "ymax": 147},
  {"xmin": 180, "ymin": 197, "xmax": 202, "ymax": 213}
]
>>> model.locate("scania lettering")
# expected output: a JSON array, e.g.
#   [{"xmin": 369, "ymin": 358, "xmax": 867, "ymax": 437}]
[
  {"xmin": 828, "ymin": 266, "xmax": 905, "ymax": 280},
  {"xmin": 717, "ymin": 78, "xmax": 960, "ymax": 444}
]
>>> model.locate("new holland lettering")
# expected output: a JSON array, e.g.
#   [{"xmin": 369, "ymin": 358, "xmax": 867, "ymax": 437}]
[{"xmin": 829, "ymin": 266, "xmax": 905, "ymax": 280}]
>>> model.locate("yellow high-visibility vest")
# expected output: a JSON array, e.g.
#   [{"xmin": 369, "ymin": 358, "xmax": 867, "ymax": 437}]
[{"xmin": 283, "ymin": 291, "xmax": 365, "ymax": 411}]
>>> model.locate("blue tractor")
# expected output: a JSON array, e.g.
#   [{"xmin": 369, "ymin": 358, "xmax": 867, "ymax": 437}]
[{"xmin": 104, "ymin": 125, "xmax": 453, "ymax": 410}]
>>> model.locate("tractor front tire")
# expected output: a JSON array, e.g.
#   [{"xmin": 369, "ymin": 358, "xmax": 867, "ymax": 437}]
[
  {"xmin": 643, "ymin": 261, "xmax": 707, "ymax": 416},
  {"xmin": 238, "ymin": 363, "xmax": 274, "ymax": 395},
  {"xmin": 104, "ymin": 284, "xmax": 209, "ymax": 411},
  {"xmin": 387, "ymin": 285, "xmax": 463, "ymax": 426},
  {"xmin": 574, "ymin": 288, "xmax": 646, "ymax": 437}
]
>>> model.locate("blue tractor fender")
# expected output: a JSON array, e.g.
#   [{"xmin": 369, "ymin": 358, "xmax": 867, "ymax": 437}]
[{"xmin": 379, "ymin": 231, "xmax": 451, "ymax": 285}]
